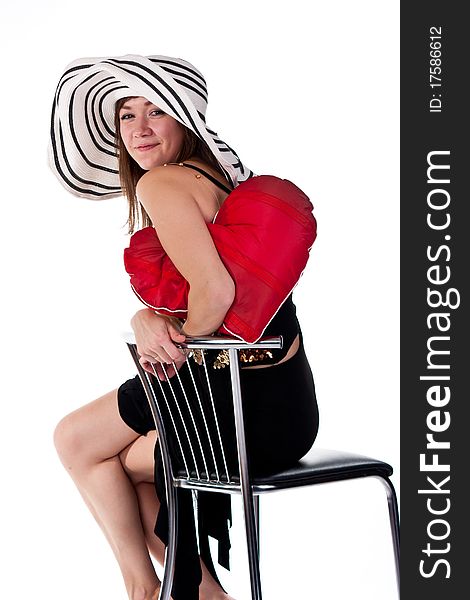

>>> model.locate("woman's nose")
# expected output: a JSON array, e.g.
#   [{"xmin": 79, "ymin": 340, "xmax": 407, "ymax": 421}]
[{"xmin": 132, "ymin": 116, "xmax": 153, "ymax": 137}]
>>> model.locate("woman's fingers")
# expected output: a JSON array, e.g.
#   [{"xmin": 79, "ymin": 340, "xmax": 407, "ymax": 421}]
[
  {"xmin": 140, "ymin": 359, "xmax": 167, "ymax": 381},
  {"xmin": 139, "ymin": 333, "xmax": 185, "ymax": 364},
  {"xmin": 132, "ymin": 310, "xmax": 185, "ymax": 364},
  {"xmin": 169, "ymin": 324, "xmax": 186, "ymax": 343},
  {"xmin": 139, "ymin": 354, "xmax": 188, "ymax": 381},
  {"xmin": 138, "ymin": 343, "xmax": 179, "ymax": 365},
  {"xmin": 164, "ymin": 342, "xmax": 185, "ymax": 363},
  {"xmin": 161, "ymin": 358, "xmax": 187, "ymax": 380},
  {"xmin": 133, "ymin": 313, "xmax": 188, "ymax": 380}
]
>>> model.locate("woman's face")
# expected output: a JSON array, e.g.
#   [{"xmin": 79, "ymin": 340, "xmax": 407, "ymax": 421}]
[{"xmin": 118, "ymin": 96, "xmax": 186, "ymax": 170}]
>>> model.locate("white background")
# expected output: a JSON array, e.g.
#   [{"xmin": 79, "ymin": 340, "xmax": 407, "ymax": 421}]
[{"xmin": 1, "ymin": 1, "xmax": 399, "ymax": 598}]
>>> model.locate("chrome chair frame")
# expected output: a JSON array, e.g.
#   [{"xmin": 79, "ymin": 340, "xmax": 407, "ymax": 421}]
[{"xmin": 124, "ymin": 333, "xmax": 400, "ymax": 600}]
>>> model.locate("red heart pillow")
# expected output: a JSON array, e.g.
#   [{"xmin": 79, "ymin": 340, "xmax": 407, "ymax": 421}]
[{"xmin": 124, "ymin": 175, "xmax": 316, "ymax": 343}]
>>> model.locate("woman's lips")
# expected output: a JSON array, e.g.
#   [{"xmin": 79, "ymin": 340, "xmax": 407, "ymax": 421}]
[{"xmin": 136, "ymin": 144, "xmax": 159, "ymax": 152}]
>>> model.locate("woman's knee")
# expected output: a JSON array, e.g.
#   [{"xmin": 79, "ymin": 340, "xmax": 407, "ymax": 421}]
[
  {"xmin": 53, "ymin": 411, "xmax": 99, "ymax": 466},
  {"xmin": 53, "ymin": 388, "xmax": 134, "ymax": 467},
  {"xmin": 53, "ymin": 410, "xmax": 88, "ymax": 466}
]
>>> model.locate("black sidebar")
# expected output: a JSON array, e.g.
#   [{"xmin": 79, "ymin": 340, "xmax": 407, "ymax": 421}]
[{"xmin": 401, "ymin": 3, "xmax": 469, "ymax": 599}]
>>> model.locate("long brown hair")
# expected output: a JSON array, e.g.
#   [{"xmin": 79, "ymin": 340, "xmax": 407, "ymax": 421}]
[{"xmin": 114, "ymin": 96, "xmax": 231, "ymax": 233}]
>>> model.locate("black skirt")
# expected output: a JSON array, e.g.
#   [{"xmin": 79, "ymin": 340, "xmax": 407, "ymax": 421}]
[{"xmin": 118, "ymin": 330, "xmax": 319, "ymax": 599}]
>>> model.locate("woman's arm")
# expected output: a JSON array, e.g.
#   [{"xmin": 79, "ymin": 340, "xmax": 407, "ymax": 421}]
[{"xmin": 136, "ymin": 166, "xmax": 235, "ymax": 336}]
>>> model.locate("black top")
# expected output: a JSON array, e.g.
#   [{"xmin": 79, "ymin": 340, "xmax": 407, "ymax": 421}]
[{"xmin": 262, "ymin": 294, "xmax": 300, "ymax": 361}]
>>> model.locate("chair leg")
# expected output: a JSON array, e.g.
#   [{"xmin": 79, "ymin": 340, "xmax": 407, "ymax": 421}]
[
  {"xmin": 158, "ymin": 485, "xmax": 178, "ymax": 600},
  {"xmin": 377, "ymin": 476, "xmax": 400, "ymax": 596},
  {"xmin": 130, "ymin": 350, "xmax": 178, "ymax": 600},
  {"xmin": 253, "ymin": 495, "xmax": 260, "ymax": 558},
  {"xmin": 241, "ymin": 490, "xmax": 263, "ymax": 600},
  {"xmin": 229, "ymin": 350, "xmax": 263, "ymax": 599}
]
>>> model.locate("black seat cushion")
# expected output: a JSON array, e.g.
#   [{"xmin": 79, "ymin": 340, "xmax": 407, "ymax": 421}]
[
  {"xmin": 252, "ymin": 447, "xmax": 393, "ymax": 491},
  {"xmin": 177, "ymin": 447, "xmax": 393, "ymax": 489}
]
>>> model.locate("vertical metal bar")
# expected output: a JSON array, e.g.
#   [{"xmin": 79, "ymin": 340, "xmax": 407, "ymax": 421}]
[
  {"xmin": 228, "ymin": 348, "xmax": 262, "ymax": 600},
  {"xmin": 377, "ymin": 477, "xmax": 400, "ymax": 594},
  {"xmin": 186, "ymin": 358, "xmax": 220, "ymax": 481},
  {"xmin": 157, "ymin": 483, "xmax": 178, "ymax": 600},
  {"xmin": 126, "ymin": 344, "xmax": 177, "ymax": 600},
  {"xmin": 201, "ymin": 352, "xmax": 231, "ymax": 483},
  {"xmin": 149, "ymin": 364, "xmax": 190, "ymax": 478},
  {"xmin": 172, "ymin": 361, "xmax": 210, "ymax": 480},
  {"xmin": 253, "ymin": 495, "xmax": 260, "ymax": 558},
  {"xmin": 162, "ymin": 364, "xmax": 200, "ymax": 479},
  {"xmin": 192, "ymin": 490, "xmax": 200, "ymax": 554}
]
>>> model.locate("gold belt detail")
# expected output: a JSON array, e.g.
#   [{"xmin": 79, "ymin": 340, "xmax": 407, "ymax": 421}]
[{"xmin": 191, "ymin": 348, "xmax": 274, "ymax": 369}]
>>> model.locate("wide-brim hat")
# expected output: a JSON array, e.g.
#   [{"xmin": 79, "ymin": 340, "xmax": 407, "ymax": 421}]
[{"xmin": 48, "ymin": 54, "xmax": 253, "ymax": 200}]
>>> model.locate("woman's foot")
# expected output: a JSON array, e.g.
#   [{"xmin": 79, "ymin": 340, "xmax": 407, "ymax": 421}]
[
  {"xmin": 151, "ymin": 584, "xmax": 175, "ymax": 600},
  {"xmin": 151, "ymin": 586, "xmax": 160, "ymax": 600},
  {"xmin": 200, "ymin": 592, "xmax": 235, "ymax": 600},
  {"xmin": 198, "ymin": 559, "xmax": 236, "ymax": 599},
  {"xmin": 128, "ymin": 583, "xmax": 164, "ymax": 600}
]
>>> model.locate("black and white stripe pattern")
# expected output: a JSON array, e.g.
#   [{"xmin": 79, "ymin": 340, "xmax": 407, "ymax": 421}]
[{"xmin": 48, "ymin": 55, "xmax": 254, "ymax": 200}]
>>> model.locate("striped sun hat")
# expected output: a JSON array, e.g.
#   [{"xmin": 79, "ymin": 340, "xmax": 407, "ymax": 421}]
[{"xmin": 48, "ymin": 54, "xmax": 253, "ymax": 200}]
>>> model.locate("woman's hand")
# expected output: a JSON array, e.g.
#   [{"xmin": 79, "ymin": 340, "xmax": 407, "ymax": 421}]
[{"xmin": 131, "ymin": 309, "xmax": 187, "ymax": 380}]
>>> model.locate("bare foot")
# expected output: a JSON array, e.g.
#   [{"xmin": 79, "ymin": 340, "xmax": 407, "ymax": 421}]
[
  {"xmin": 153, "ymin": 591, "xmax": 175, "ymax": 600},
  {"xmin": 198, "ymin": 557, "xmax": 236, "ymax": 599},
  {"xmin": 199, "ymin": 587, "xmax": 236, "ymax": 600},
  {"xmin": 200, "ymin": 593, "xmax": 235, "ymax": 600},
  {"xmin": 150, "ymin": 586, "xmax": 160, "ymax": 600},
  {"xmin": 152, "ymin": 584, "xmax": 174, "ymax": 600}
]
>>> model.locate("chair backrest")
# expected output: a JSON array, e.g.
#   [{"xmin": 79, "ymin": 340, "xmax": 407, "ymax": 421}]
[{"xmin": 125, "ymin": 334, "xmax": 282, "ymax": 491}]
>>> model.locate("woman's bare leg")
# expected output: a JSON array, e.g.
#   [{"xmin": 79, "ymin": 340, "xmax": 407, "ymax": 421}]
[
  {"xmin": 132, "ymin": 483, "xmax": 235, "ymax": 600},
  {"xmin": 53, "ymin": 389, "xmax": 160, "ymax": 600},
  {"xmin": 118, "ymin": 431, "xmax": 167, "ymax": 567},
  {"xmin": 120, "ymin": 434, "xmax": 236, "ymax": 599}
]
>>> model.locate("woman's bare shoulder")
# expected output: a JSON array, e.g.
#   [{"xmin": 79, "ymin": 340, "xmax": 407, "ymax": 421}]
[
  {"xmin": 136, "ymin": 163, "xmax": 222, "ymax": 222},
  {"xmin": 137, "ymin": 164, "xmax": 196, "ymax": 197}
]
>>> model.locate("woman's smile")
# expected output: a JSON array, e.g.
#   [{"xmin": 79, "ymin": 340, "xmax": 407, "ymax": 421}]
[{"xmin": 135, "ymin": 143, "xmax": 160, "ymax": 152}]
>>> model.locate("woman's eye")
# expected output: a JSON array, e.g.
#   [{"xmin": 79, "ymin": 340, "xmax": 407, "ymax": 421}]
[{"xmin": 119, "ymin": 109, "xmax": 163, "ymax": 120}]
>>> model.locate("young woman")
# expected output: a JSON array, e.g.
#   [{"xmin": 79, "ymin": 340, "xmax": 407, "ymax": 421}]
[{"xmin": 50, "ymin": 55, "xmax": 319, "ymax": 600}]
